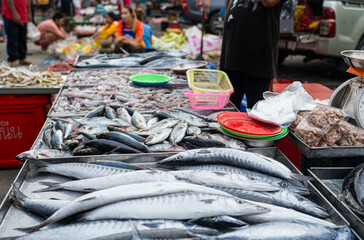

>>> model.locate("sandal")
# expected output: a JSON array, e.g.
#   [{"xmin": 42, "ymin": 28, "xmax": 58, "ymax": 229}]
[{"xmin": 19, "ymin": 60, "xmax": 32, "ymax": 65}]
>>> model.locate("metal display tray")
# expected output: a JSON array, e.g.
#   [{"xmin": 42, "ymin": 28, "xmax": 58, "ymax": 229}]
[
  {"xmin": 0, "ymin": 148, "xmax": 353, "ymax": 238},
  {"xmin": 0, "ymin": 87, "xmax": 61, "ymax": 94},
  {"xmin": 287, "ymin": 131, "xmax": 364, "ymax": 158},
  {"xmin": 309, "ymin": 167, "xmax": 364, "ymax": 239}
]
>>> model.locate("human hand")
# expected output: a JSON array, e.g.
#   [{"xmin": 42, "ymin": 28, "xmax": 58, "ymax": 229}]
[
  {"xmin": 13, "ymin": 12, "xmax": 21, "ymax": 24},
  {"xmin": 27, "ymin": 13, "xmax": 32, "ymax": 22}
]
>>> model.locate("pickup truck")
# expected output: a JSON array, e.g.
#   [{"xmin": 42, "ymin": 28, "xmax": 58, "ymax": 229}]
[{"xmin": 278, "ymin": 0, "xmax": 364, "ymax": 65}]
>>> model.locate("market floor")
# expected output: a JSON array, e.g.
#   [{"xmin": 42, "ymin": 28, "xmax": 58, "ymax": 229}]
[{"xmin": 0, "ymin": 169, "xmax": 19, "ymax": 203}]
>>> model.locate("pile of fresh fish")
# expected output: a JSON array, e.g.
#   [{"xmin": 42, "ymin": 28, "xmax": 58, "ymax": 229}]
[
  {"xmin": 0, "ymin": 64, "xmax": 64, "ymax": 88},
  {"xmin": 6, "ymin": 149, "xmax": 353, "ymax": 239},
  {"xmin": 342, "ymin": 163, "xmax": 364, "ymax": 216},
  {"xmin": 66, "ymin": 68, "xmax": 187, "ymax": 86},
  {"xmin": 18, "ymin": 108, "xmax": 246, "ymax": 159},
  {"xmin": 51, "ymin": 85, "xmax": 192, "ymax": 115}
]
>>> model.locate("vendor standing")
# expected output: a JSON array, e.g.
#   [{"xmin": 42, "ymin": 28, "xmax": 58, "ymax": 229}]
[
  {"xmin": 92, "ymin": 11, "xmax": 116, "ymax": 46},
  {"xmin": 114, "ymin": 6, "xmax": 145, "ymax": 53},
  {"xmin": 216, "ymin": 0, "xmax": 285, "ymax": 109},
  {"xmin": 35, "ymin": 11, "xmax": 69, "ymax": 50},
  {"xmin": 2, "ymin": 0, "xmax": 32, "ymax": 67}
]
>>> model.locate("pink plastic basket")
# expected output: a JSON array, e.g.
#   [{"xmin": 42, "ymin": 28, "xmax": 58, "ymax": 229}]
[{"xmin": 184, "ymin": 90, "xmax": 234, "ymax": 110}]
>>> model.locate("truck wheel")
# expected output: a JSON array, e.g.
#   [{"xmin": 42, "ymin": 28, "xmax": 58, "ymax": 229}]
[{"xmin": 208, "ymin": 12, "xmax": 224, "ymax": 35}]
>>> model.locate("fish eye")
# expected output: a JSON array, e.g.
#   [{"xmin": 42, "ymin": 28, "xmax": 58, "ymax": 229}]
[
  {"xmin": 236, "ymin": 199, "xmax": 243, "ymax": 204},
  {"xmin": 280, "ymin": 182, "xmax": 288, "ymax": 188},
  {"xmin": 249, "ymin": 176, "xmax": 256, "ymax": 180},
  {"xmin": 298, "ymin": 196, "xmax": 305, "ymax": 201},
  {"xmin": 176, "ymin": 156, "xmax": 183, "ymax": 160},
  {"xmin": 210, "ymin": 217, "xmax": 217, "ymax": 220}
]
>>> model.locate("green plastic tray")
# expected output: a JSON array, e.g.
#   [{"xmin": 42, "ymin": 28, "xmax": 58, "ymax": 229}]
[{"xmin": 220, "ymin": 125, "xmax": 288, "ymax": 140}]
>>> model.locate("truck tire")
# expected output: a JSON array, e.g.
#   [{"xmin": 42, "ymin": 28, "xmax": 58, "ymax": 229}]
[{"xmin": 208, "ymin": 12, "xmax": 224, "ymax": 35}]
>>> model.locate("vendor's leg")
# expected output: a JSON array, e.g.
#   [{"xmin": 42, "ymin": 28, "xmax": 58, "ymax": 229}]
[
  {"xmin": 243, "ymin": 73, "xmax": 271, "ymax": 109},
  {"xmin": 4, "ymin": 18, "xmax": 21, "ymax": 67},
  {"xmin": 223, "ymin": 69, "xmax": 247, "ymax": 110},
  {"xmin": 18, "ymin": 23, "xmax": 31, "ymax": 65}
]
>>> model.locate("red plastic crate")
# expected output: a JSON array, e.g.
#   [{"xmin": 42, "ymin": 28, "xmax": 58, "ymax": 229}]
[{"xmin": 0, "ymin": 95, "xmax": 51, "ymax": 168}]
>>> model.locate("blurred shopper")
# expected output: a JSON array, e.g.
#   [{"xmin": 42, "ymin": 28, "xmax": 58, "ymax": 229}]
[
  {"xmin": 94, "ymin": 0, "xmax": 106, "ymax": 16},
  {"xmin": 61, "ymin": 0, "xmax": 74, "ymax": 16},
  {"xmin": 92, "ymin": 11, "xmax": 116, "ymax": 46},
  {"xmin": 114, "ymin": 6, "xmax": 145, "ymax": 53},
  {"xmin": 35, "ymin": 11, "xmax": 69, "ymax": 50},
  {"xmin": 198, "ymin": 0, "xmax": 285, "ymax": 109},
  {"xmin": 2, "ymin": 0, "xmax": 32, "ymax": 67},
  {"xmin": 135, "ymin": 8, "xmax": 152, "ymax": 51}
]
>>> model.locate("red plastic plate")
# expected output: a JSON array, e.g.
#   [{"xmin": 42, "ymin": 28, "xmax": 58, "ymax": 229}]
[{"xmin": 216, "ymin": 112, "xmax": 282, "ymax": 136}]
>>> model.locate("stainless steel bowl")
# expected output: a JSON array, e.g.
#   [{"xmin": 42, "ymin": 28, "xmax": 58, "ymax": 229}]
[
  {"xmin": 221, "ymin": 129, "xmax": 288, "ymax": 148},
  {"xmin": 341, "ymin": 50, "xmax": 364, "ymax": 69}
]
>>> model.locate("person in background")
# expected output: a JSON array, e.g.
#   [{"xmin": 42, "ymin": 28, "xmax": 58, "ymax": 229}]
[
  {"xmin": 35, "ymin": 11, "xmax": 69, "ymax": 50},
  {"xmin": 94, "ymin": 0, "xmax": 106, "ymax": 16},
  {"xmin": 199, "ymin": 0, "xmax": 285, "ymax": 109},
  {"xmin": 61, "ymin": 0, "xmax": 74, "ymax": 16},
  {"xmin": 92, "ymin": 11, "xmax": 116, "ymax": 46},
  {"xmin": 135, "ymin": 8, "xmax": 152, "ymax": 51},
  {"xmin": 2, "ymin": 0, "xmax": 32, "ymax": 67},
  {"xmin": 114, "ymin": 6, "xmax": 145, "ymax": 53}
]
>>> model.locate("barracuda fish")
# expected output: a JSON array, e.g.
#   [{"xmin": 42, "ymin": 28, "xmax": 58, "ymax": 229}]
[
  {"xmin": 35, "ymin": 170, "xmax": 178, "ymax": 193},
  {"xmin": 169, "ymin": 121, "xmax": 188, "ymax": 145},
  {"xmin": 174, "ymin": 164, "xmax": 309, "ymax": 194},
  {"xmin": 158, "ymin": 148, "xmax": 310, "ymax": 182},
  {"xmin": 97, "ymin": 132, "xmax": 150, "ymax": 153},
  {"xmin": 16, "ymin": 149, "xmax": 69, "ymax": 161},
  {"xmin": 189, "ymin": 216, "xmax": 247, "ymax": 229},
  {"xmin": 342, "ymin": 163, "xmax": 364, "ymax": 213},
  {"xmin": 211, "ymin": 186, "xmax": 328, "ymax": 218},
  {"xmin": 85, "ymin": 105, "xmax": 105, "ymax": 118},
  {"xmin": 85, "ymin": 139, "xmax": 142, "ymax": 153},
  {"xmin": 170, "ymin": 170, "xmax": 280, "ymax": 192},
  {"xmin": 27, "ymin": 159, "xmax": 130, "ymax": 180},
  {"xmin": 105, "ymin": 106, "xmax": 117, "ymax": 119},
  {"xmin": 117, "ymin": 107, "xmax": 132, "ymax": 123},
  {"xmin": 15, "ymin": 220, "xmax": 219, "ymax": 240},
  {"xmin": 132, "ymin": 111, "xmax": 147, "ymax": 129},
  {"xmin": 17, "ymin": 182, "xmax": 233, "ymax": 232},
  {"xmin": 216, "ymin": 222, "xmax": 353, "ymax": 240},
  {"xmin": 145, "ymin": 128, "xmax": 173, "ymax": 145},
  {"xmin": 237, "ymin": 200, "xmax": 336, "ymax": 228},
  {"xmin": 11, "ymin": 186, "xmax": 69, "ymax": 218},
  {"xmin": 81, "ymin": 192, "xmax": 269, "ymax": 221},
  {"xmin": 91, "ymin": 160, "xmax": 145, "ymax": 170},
  {"xmin": 166, "ymin": 110, "xmax": 208, "ymax": 127}
]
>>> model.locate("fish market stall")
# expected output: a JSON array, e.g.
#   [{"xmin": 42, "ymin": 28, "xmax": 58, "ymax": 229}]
[
  {"xmin": 0, "ymin": 148, "xmax": 358, "ymax": 239},
  {"xmin": 309, "ymin": 165, "xmax": 364, "ymax": 239},
  {"xmin": 0, "ymin": 65, "xmax": 65, "ymax": 168}
]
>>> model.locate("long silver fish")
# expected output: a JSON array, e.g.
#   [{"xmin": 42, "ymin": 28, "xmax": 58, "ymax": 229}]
[
  {"xmin": 17, "ymin": 182, "xmax": 233, "ymax": 232},
  {"xmin": 81, "ymin": 192, "xmax": 269, "ymax": 221},
  {"xmin": 216, "ymin": 221, "xmax": 345, "ymax": 239},
  {"xmin": 28, "ymin": 160, "xmax": 130, "ymax": 180},
  {"xmin": 16, "ymin": 220, "xmax": 219, "ymax": 240},
  {"xmin": 167, "ymin": 110, "xmax": 208, "ymax": 127},
  {"xmin": 145, "ymin": 128, "xmax": 173, "ymax": 145},
  {"xmin": 158, "ymin": 148, "xmax": 308, "ymax": 182},
  {"xmin": 169, "ymin": 121, "xmax": 187, "ymax": 145},
  {"xmin": 16, "ymin": 149, "xmax": 69, "ymax": 161},
  {"xmin": 174, "ymin": 164, "xmax": 309, "ymax": 194},
  {"xmin": 237, "ymin": 200, "xmax": 336, "ymax": 228},
  {"xmin": 170, "ymin": 170, "xmax": 280, "ymax": 192},
  {"xmin": 35, "ymin": 170, "xmax": 178, "ymax": 193},
  {"xmin": 131, "ymin": 111, "xmax": 147, "ymax": 129}
]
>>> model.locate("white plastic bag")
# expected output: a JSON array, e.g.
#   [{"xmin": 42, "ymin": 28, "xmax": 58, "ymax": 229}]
[
  {"xmin": 248, "ymin": 81, "xmax": 317, "ymax": 127},
  {"xmin": 27, "ymin": 22, "xmax": 40, "ymax": 41}
]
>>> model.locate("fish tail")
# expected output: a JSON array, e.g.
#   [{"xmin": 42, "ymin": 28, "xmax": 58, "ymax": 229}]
[
  {"xmin": 10, "ymin": 185, "xmax": 27, "ymax": 208},
  {"xmin": 15, "ymin": 221, "xmax": 48, "ymax": 233},
  {"xmin": 27, "ymin": 159, "xmax": 50, "ymax": 178},
  {"xmin": 290, "ymin": 173, "xmax": 313, "ymax": 182},
  {"xmin": 33, "ymin": 182, "xmax": 62, "ymax": 192}
]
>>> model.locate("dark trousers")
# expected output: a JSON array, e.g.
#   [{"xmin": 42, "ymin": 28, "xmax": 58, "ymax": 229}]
[
  {"xmin": 223, "ymin": 69, "xmax": 271, "ymax": 109},
  {"xmin": 4, "ymin": 18, "xmax": 27, "ymax": 62}
]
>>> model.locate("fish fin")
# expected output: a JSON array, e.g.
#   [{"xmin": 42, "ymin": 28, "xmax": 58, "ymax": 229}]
[
  {"xmin": 82, "ymin": 188, "xmax": 96, "ymax": 192},
  {"xmin": 80, "ymin": 196, "xmax": 96, "ymax": 202},
  {"xmin": 32, "ymin": 181, "xmax": 62, "ymax": 192},
  {"xmin": 0, "ymin": 237, "xmax": 17, "ymax": 240},
  {"xmin": 15, "ymin": 219, "xmax": 50, "ymax": 233},
  {"xmin": 28, "ymin": 159, "xmax": 49, "ymax": 170},
  {"xmin": 39, "ymin": 181, "xmax": 59, "ymax": 187},
  {"xmin": 106, "ymin": 146, "xmax": 121, "ymax": 154}
]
